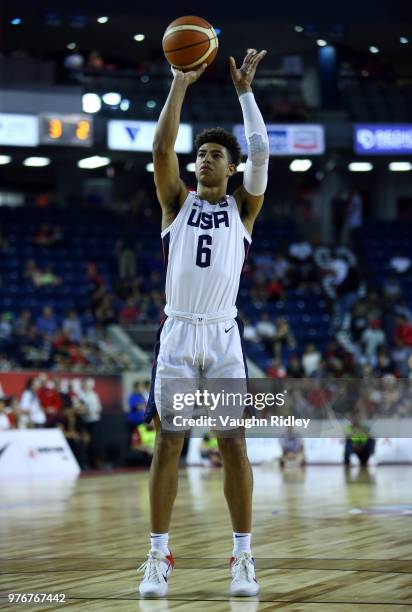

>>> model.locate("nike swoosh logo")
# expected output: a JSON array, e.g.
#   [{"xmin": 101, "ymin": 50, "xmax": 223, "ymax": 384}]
[
  {"xmin": 0, "ymin": 443, "xmax": 10, "ymax": 459},
  {"xmin": 225, "ymin": 326, "xmax": 235, "ymax": 333}
]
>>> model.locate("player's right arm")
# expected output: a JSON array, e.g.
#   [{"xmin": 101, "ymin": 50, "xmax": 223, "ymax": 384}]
[{"xmin": 153, "ymin": 63, "xmax": 207, "ymax": 229}]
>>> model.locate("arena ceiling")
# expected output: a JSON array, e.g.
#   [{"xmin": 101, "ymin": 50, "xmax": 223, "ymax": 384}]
[{"xmin": 1, "ymin": 1, "xmax": 411, "ymax": 64}]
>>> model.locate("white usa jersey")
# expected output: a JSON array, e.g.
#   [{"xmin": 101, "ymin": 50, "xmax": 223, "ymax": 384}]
[{"xmin": 161, "ymin": 191, "xmax": 251, "ymax": 314}]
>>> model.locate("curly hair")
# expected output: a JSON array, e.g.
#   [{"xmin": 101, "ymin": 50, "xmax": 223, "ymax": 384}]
[{"xmin": 195, "ymin": 128, "xmax": 242, "ymax": 168}]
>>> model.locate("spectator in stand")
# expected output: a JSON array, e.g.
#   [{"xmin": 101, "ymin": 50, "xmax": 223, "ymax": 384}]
[
  {"xmin": 394, "ymin": 298, "xmax": 412, "ymax": 322},
  {"xmin": 116, "ymin": 239, "xmax": 136, "ymax": 280},
  {"xmin": 13, "ymin": 310, "xmax": 32, "ymax": 338},
  {"xmin": 389, "ymin": 250, "xmax": 411, "ymax": 275},
  {"xmin": 395, "ymin": 314, "xmax": 412, "ymax": 348},
  {"xmin": 302, "ymin": 343, "xmax": 321, "ymax": 376},
  {"xmin": 36, "ymin": 306, "xmax": 58, "ymax": 339},
  {"xmin": 23, "ymin": 259, "xmax": 40, "ymax": 284},
  {"xmin": 256, "ymin": 312, "xmax": 277, "ymax": 354},
  {"xmin": 266, "ymin": 357, "xmax": 287, "ymax": 378},
  {"xmin": 19, "ymin": 378, "xmax": 46, "ymax": 428},
  {"xmin": 0, "ymin": 313, "xmax": 13, "ymax": 352},
  {"xmin": 382, "ymin": 273, "xmax": 402, "ymax": 303},
  {"xmin": 288, "ymin": 240, "xmax": 313, "ymax": 263},
  {"xmin": 273, "ymin": 251, "xmax": 289, "ymax": 281},
  {"xmin": 361, "ymin": 318, "xmax": 386, "ymax": 367},
  {"xmin": 17, "ymin": 325, "xmax": 47, "ymax": 368},
  {"xmin": 79, "ymin": 378, "xmax": 102, "ymax": 469},
  {"xmin": 119, "ymin": 297, "xmax": 140, "ymax": 325},
  {"xmin": 32, "ymin": 265, "xmax": 62, "ymax": 288},
  {"xmin": 86, "ymin": 262, "xmax": 106, "ymax": 316},
  {"xmin": 341, "ymin": 189, "xmax": 363, "ymax": 247},
  {"xmin": 59, "ymin": 399, "xmax": 88, "ymax": 469},
  {"xmin": 375, "ymin": 347, "xmax": 395, "ymax": 376},
  {"xmin": 349, "ymin": 301, "xmax": 368, "ymax": 342},
  {"xmin": 266, "ymin": 275, "xmax": 284, "ymax": 302},
  {"xmin": 0, "ymin": 398, "xmax": 13, "ymax": 430},
  {"xmin": 287, "ymin": 354, "xmax": 304, "ymax": 377},
  {"xmin": 95, "ymin": 293, "xmax": 117, "ymax": 325},
  {"xmin": 243, "ymin": 317, "xmax": 259, "ymax": 343},
  {"xmin": 272, "ymin": 317, "xmax": 296, "ymax": 358},
  {"xmin": 391, "ymin": 338, "xmax": 411, "ymax": 377},
  {"xmin": 37, "ymin": 378, "xmax": 63, "ymax": 427},
  {"xmin": 63, "ymin": 310, "xmax": 83, "ymax": 343}
]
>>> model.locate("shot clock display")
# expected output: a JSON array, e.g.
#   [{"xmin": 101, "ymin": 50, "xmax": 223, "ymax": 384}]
[{"xmin": 39, "ymin": 114, "xmax": 93, "ymax": 146}]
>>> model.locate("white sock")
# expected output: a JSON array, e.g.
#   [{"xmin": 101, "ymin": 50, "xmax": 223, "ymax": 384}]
[
  {"xmin": 233, "ymin": 532, "xmax": 251, "ymax": 556},
  {"xmin": 150, "ymin": 532, "xmax": 170, "ymax": 556}
]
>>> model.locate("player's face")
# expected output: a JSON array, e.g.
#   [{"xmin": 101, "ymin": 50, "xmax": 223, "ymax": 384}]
[{"xmin": 195, "ymin": 143, "xmax": 236, "ymax": 186}]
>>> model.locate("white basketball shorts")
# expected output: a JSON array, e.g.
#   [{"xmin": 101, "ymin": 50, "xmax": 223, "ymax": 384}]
[{"xmin": 144, "ymin": 311, "xmax": 248, "ymax": 429}]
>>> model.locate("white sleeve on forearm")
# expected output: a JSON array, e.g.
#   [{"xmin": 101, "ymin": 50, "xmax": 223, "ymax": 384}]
[{"xmin": 239, "ymin": 91, "xmax": 269, "ymax": 196}]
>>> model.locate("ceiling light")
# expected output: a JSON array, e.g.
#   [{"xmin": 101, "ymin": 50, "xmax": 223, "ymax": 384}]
[
  {"xmin": 369, "ymin": 46, "xmax": 379, "ymax": 54},
  {"xmin": 348, "ymin": 162, "xmax": 373, "ymax": 172},
  {"xmin": 78, "ymin": 156, "xmax": 110, "ymax": 169},
  {"xmin": 97, "ymin": 16, "xmax": 109, "ymax": 24},
  {"xmin": 146, "ymin": 100, "xmax": 156, "ymax": 108},
  {"xmin": 102, "ymin": 92, "xmax": 121, "ymax": 106},
  {"xmin": 400, "ymin": 37, "xmax": 409, "ymax": 44},
  {"xmin": 120, "ymin": 99, "xmax": 130, "ymax": 111},
  {"xmin": 23, "ymin": 157, "xmax": 50, "ymax": 167},
  {"xmin": 67, "ymin": 42, "xmax": 76, "ymax": 50},
  {"xmin": 389, "ymin": 162, "xmax": 412, "ymax": 172},
  {"xmin": 0, "ymin": 155, "xmax": 12, "ymax": 165},
  {"xmin": 146, "ymin": 163, "xmax": 154, "ymax": 172},
  {"xmin": 10, "ymin": 18, "xmax": 22, "ymax": 25},
  {"xmin": 317, "ymin": 39, "xmax": 327, "ymax": 47},
  {"xmin": 290, "ymin": 159, "xmax": 312, "ymax": 172},
  {"xmin": 134, "ymin": 34, "xmax": 145, "ymax": 42},
  {"xmin": 82, "ymin": 93, "xmax": 101, "ymax": 113},
  {"xmin": 294, "ymin": 25, "xmax": 304, "ymax": 33},
  {"xmin": 186, "ymin": 163, "xmax": 196, "ymax": 172}
]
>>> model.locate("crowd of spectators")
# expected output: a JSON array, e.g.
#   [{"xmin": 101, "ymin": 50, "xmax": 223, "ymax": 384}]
[
  {"xmin": 0, "ymin": 303, "xmax": 130, "ymax": 373},
  {"xmin": 0, "ymin": 374, "xmax": 102, "ymax": 469}
]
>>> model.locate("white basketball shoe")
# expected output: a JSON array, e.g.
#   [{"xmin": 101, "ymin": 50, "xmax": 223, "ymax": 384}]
[
  {"xmin": 138, "ymin": 550, "xmax": 174, "ymax": 598},
  {"xmin": 230, "ymin": 552, "xmax": 259, "ymax": 596}
]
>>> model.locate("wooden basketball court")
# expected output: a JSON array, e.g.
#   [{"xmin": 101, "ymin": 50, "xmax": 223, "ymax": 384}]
[{"xmin": 1, "ymin": 465, "xmax": 411, "ymax": 610}]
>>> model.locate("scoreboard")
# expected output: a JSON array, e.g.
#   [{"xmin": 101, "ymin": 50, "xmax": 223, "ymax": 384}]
[{"xmin": 39, "ymin": 113, "xmax": 93, "ymax": 146}]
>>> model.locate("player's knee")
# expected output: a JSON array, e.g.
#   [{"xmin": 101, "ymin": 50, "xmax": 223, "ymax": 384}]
[
  {"xmin": 217, "ymin": 436, "xmax": 247, "ymax": 460},
  {"xmin": 155, "ymin": 433, "xmax": 184, "ymax": 461}
]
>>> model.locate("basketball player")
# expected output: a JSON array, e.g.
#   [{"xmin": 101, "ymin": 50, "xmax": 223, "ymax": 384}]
[{"xmin": 139, "ymin": 49, "xmax": 269, "ymax": 598}]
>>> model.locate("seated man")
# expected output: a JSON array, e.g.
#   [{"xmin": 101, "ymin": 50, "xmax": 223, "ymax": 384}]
[
  {"xmin": 279, "ymin": 426, "xmax": 305, "ymax": 468},
  {"xmin": 344, "ymin": 412, "xmax": 376, "ymax": 467}
]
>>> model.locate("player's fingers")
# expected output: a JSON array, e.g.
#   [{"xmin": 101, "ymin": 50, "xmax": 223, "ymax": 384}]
[
  {"xmin": 229, "ymin": 56, "xmax": 237, "ymax": 72},
  {"xmin": 254, "ymin": 50, "xmax": 267, "ymax": 63}
]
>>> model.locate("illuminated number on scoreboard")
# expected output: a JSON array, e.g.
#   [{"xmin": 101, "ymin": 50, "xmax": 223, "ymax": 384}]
[
  {"xmin": 49, "ymin": 119, "xmax": 62, "ymax": 139},
  {"xmin": 196, "ymin": 235, "xmax": 212, "ymax": 268},
  {"xmin": 76, "ymin": 120, "xmax": 90, "ymax": 141}
]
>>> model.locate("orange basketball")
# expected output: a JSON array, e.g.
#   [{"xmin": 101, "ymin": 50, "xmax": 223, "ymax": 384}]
[{"xmin": 162, "ymin": 15, "xmax": 218, "ymax": 72}]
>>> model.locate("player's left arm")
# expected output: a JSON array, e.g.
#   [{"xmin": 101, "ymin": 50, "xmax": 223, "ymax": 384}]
[{"xmin": 230, "ymin": 50, "xmax": 269, "ymax": 236}]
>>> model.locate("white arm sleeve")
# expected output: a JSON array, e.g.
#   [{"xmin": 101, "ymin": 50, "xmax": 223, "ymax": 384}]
[{"xmin": 239, "ymin": 91, "xmax": 269, "ymax": 196}]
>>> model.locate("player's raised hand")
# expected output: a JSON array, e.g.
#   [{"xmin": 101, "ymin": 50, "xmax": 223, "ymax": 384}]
[
  {"xmin": 171, "ymin": 63, "xmax": 208, "ymax": 87},
  {"xmin": 229, "ymin": 49, "xmax": 267, "ymax": 94}
]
